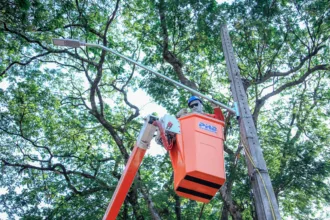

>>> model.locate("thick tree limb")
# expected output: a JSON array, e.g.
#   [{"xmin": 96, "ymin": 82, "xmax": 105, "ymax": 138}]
[
  {"xmin": 158, "ymin": 0, "xmax": 198, "ymax": 90},
  {"xmin": 110, "ymin": 83, "xmax": 140, "ymax": 124},
  {"xmin": 86, "ymin": 61, "xmax": 130, "ymax": 159},
  {"xmin": 257, "ymin": 45, "xmax": 325, "ymax": 85},
  {"xmin": 0, "ymin": 127, "xmax": 53, "ymax": 161},
  {"xmin": 67, "ymin": 170, "xmax": 110, "ymax": 188},
  {"xmin": 1, "ymin": 159, "xmax": 115, "ymax": 194},
  {"xmin": 3, "ymin": 23, "xmax": 98, "ymax": 67},
  {"xmin": 98, "ymin": 0, "xmax": 120, "ymax": 73},
  {"xmin": 1, "ymin": 51, "xmax": 52, "ymax": 77},
  {"xmin": 253, "ymin": 64, "xmax": 329, "ymax": 120},
  {"xmin": 39, "ymin": 59, "xmax": 84, "ymax": 72},
  {"xmin": 103, "ymin": 0, "xmax": 120, "ymax": 46},
  {"xmin": 140, "ymin": 185, "xmax": 161, "ymax": 220},
  {"xmin": 219, "ymin": 145, "xmax": 243, "ymax": 220},
  {"xmin": 63, "ymin": 24, "xmax": 103, "ymax": 39}
]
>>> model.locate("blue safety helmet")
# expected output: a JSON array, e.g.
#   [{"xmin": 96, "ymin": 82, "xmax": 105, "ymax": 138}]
[{"xmin": 188, "ymin": 96, "xmax": 203, "ymax": 107}]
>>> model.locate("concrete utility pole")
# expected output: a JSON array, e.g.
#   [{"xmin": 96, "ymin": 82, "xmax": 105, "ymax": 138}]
[{"xmin": 220, "ymin": 25, "xmax": 281, "ymax": 220}]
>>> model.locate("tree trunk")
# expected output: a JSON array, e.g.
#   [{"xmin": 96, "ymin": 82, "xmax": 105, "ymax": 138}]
[{"xmin": 220, "ymin": 205, "xmax": 229, "ymax": 220}]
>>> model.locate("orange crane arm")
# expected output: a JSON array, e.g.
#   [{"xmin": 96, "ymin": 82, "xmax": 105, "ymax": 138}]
[
  {"xmin": 103, "ymin": 115, "xmax": 159, "ymax": 219},
  {"xmin": 103, "ymin": 145, "xmax": 146, "ymax": 220}
]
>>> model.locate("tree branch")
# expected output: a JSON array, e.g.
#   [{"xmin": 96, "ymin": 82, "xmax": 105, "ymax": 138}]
[
  {"xmin": 253, "ymin": 64, "xmax": 329, "ymax": 120},
  {"xmin": 3, "ymin": 23, "xmax": 98, "ymax": 67},
  {"xmin": 1, "ymin": 51, "xmax": 52, "ymax": 77},
  {"xmin": 63, "ymin": 24, "xmax": 103, "ymax": 39},
  {"xmin": 157, "ymin": 0, "xmax": 198, "ymax": 90},
  {"xmin": 103, "ymin": 0, "xmax": 120, "ymax": 46},
  {"xmin": 257, "ymin": 45, "xmax": 325, "ymax": 85},
  {"xmin": 110, "ymin": 83, "xmax": 140, "ymax": 125},
  {"xmin": 1, "ymin": 159, "xmax": 115, "ymax": 194}
]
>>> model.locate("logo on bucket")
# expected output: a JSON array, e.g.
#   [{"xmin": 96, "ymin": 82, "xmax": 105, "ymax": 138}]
[{"xmin": 198, "ymin": 122, "xmax": 217, "ymax": 133}]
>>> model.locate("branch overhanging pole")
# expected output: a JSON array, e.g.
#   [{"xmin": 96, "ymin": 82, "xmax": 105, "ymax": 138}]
[{"xmin": 52, "ymin": 39, "xmax": 238, "ymax": 115}]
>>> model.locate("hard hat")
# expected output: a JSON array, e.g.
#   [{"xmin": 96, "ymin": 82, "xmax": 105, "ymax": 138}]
[{"xmin": 188, "ymin": 96, "xmax": 203, "ymax": 106}]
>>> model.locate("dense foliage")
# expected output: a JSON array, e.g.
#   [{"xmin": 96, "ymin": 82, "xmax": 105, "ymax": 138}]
[{"xmin": 0, "ymin": 0, "xmax": 329, "ymax": 219}]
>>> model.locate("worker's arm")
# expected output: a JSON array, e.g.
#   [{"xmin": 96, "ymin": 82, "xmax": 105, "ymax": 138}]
[{"xmin": 176, "ymin": 108, "xmax": 188, "ymax": 118}]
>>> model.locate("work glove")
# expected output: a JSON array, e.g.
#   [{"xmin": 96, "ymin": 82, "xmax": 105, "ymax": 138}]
[{"xmin": 176, "ymin": 108, "xmax": 188, "ymax": 118}]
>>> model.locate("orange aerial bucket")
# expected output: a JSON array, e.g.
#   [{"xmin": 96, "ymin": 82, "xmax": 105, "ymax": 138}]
[{"xmin": 169, "ymin": 113, "xmax": 226, "ymax": 203}]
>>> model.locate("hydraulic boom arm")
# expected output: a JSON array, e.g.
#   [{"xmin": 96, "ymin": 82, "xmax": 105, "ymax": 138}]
[
  {"xmin": 103, "ymin": 115, "xmax": 158, "ymax": 220},
  {"xmin": 103, "ymin": 114, "xmax": 180, "ymax": 219}
]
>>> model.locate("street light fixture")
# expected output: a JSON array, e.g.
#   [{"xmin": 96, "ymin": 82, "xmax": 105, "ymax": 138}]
[
  {"xmin": 52, "ymin": 39, "xmax": 83, "ymax": 48},
  {"xmin": 52, "ymin": 38, "xmax": 238, "ymax": 115}
]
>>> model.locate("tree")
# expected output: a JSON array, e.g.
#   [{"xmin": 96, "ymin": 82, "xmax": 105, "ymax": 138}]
[
  {"xmin": 0, "ymin": 0, "xmax": 329, "ymax": 219},
  {"xmin": 1, "ymin": 0, "xmax": 159, "ymax": 219}
]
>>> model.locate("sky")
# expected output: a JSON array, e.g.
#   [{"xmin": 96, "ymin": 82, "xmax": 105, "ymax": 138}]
[{"xmin": 126, "ymin": 89, "xmax": 168, "ymax": 156}]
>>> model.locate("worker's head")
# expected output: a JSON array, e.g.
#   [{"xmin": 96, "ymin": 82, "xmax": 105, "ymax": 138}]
[{"xmin": 188, "ymin": 96, "xmax": 203, "ymax": 113}]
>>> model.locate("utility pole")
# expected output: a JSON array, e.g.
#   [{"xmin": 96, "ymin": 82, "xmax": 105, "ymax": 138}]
[{"xmin": 220, "ymin": 25, "xmax": 281, "ymax": 219}]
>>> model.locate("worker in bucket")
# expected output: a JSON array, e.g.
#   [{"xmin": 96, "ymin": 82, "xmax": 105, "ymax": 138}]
[{"xmin": 176, "ymin": 96, "xmax": 224, "ymax": 121}]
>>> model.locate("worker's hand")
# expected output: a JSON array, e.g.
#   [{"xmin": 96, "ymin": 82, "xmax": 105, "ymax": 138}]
[{"xmin": 176, "ymin": 108, "xmax": 188, "ymax": 118}]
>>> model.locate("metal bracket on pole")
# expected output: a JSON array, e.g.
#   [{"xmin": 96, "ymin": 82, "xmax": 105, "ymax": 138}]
[{"xmin": 233, "ymin": 102, "xmax": 239, "ymax": 119}]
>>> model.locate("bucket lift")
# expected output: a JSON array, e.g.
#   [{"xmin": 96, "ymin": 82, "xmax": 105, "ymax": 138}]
[
  {"xmin": 170, "ymin": 113, "xmax": 226, "ymax": 203},
  {"xmin": 54, "ymin": 30, "xmax": 280, "ymax": 220},
  {"xmin": 103, "ymin": 112, "xmax": 226, "ymax": 219},
  {"xmin": 52, "ymin": 38, "xmax": 237, "ymax": 220}
]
